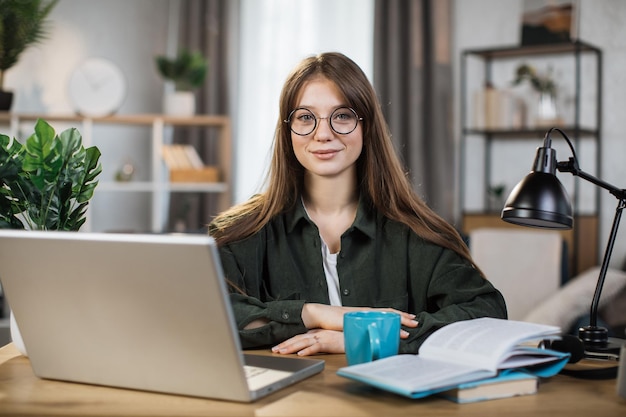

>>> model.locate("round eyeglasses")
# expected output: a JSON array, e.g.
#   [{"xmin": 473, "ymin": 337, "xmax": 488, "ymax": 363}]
[{"xmin": 284, "ymin": 107, "xmax": 362, "ymax": 136}]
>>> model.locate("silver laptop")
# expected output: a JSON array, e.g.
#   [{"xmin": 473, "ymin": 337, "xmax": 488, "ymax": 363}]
[{"xmin": 0, "ymin": 230, "xmax": 324, "ymax": 402}]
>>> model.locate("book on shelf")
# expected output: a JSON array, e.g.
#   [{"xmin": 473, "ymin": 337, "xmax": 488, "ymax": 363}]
[
  {"xmin": 336, "ymin": 317, "xmax": 570, "ymax": 400},
  {"xmin": 438, "ymin": 369, "xmax": 538, "ymax": 403},
  {"xmin": 162, "ymin": 144, "xmax": 219, "ymax": 182},
  {"xmin": 162, "ymin": 144, "xmax": 204, "ymax": 170}
]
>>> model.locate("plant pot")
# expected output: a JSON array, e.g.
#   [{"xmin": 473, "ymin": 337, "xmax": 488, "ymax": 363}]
[
  {"xmin": 9, "ymin": 310, "xmax": 28, "ymax": 356},
  {"xmin": 0, "ymin": 90, "xmax": 14, "ymax": 112},
  {"xmin": 163, "ymin": 91, "xmax": 196, "ymax": 117}
]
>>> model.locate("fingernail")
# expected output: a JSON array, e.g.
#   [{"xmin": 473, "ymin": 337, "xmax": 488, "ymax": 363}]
[
  {"xmin": 409, "ymin": 314, "xmax": 417, "ymax": 319},
  {"xmin": 401, "ymin": 330, "xmax": 409, "ymax": 337}
]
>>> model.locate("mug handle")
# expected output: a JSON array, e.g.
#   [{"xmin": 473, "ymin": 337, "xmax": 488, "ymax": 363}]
[{"xmin": 368, "ymin": 322, "xmax": 381, "ymax": 361}]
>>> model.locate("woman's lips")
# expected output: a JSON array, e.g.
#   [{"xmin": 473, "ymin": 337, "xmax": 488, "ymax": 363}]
[{"xmin": 311, "ymin": 149, "xmax": 340, "ymax": 159}]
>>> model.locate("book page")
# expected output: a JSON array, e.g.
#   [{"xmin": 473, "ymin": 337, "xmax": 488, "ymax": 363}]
[{"xmin": 419, "ymin": 318, "xmax": 560, "ymax": 371}]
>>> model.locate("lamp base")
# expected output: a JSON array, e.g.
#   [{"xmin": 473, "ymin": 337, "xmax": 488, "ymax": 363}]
[{"xmin": 579, "ymin": 325, "xmax": 623, "ymax": 359}]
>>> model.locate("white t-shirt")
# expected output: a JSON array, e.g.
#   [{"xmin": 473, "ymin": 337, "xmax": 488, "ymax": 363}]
[{"xmin": 320, "ymin": 240, "xmax": 342, "ymax": 306}]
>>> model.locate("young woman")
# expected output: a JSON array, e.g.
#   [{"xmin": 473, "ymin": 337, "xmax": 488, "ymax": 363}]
[{"xmin": 210, "ymin": 52, "xmax": 507, "ymax": 356}]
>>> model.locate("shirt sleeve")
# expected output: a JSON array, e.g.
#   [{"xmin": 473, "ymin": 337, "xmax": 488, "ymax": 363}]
[
  {"xmin": 400, "ymin": 239, "xmax": 508, "ymax": 354},
  {"xmin": 218, "ymin": 237, "xmax": 309, "ymax": 349}
]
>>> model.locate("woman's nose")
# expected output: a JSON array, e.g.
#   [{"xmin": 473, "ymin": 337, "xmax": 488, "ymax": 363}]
[{"xmin": 313, "ymin": 117, "xmax": 333, "ymax": 141}]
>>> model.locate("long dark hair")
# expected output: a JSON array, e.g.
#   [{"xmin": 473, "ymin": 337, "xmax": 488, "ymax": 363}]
[{"xmin": 210, "ymin": 52, "xmax": 479, "ymax": 274}]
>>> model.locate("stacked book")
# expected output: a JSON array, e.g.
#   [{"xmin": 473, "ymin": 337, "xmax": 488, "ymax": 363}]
[{"xmin": 162, "ymin": 144, "xmax": 218, "ymax": 183}]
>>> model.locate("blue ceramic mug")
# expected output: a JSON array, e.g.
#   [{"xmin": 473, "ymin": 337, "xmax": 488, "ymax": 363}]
[{"xmin": 343, "ymin": 311, "xmax": 401, "ymax": 366}]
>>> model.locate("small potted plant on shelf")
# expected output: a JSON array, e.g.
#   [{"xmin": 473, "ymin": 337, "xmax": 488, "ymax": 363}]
[
  {"xmin": 0, "ymin": 0, "xmax": 59, "ymax": 111},
  {"xmin": 0, "ymin": 118, "xmax": 102, "ymax": 355},
  {"xmin": 512, "ymin": 64, "xmax": 556, "ymax": 96},
  {"xmin": 155, "ymin": 49, "xmax": 208, "ymax": 116},
  {"xmin": 512, "ymin": 63, "xmax": 561, "ymax": 126}
]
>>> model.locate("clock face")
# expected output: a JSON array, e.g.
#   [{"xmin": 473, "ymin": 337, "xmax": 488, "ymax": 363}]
[{"xmin": 68, "ymin": 58, "xmax": 127, "ymax": 117}]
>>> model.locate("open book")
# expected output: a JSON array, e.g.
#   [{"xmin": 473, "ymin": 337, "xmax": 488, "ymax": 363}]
[{"xmin": 337, "ymin": 317, "xmax": 570, "ymax": 399}]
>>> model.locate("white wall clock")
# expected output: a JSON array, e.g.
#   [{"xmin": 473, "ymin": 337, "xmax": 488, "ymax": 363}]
[{"xmin": 68, "ymin": 58, "xmax": 127, "ymax": 117}]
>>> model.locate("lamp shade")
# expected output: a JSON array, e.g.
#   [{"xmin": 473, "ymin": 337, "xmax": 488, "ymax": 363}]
[{"xmin": 501, "ymin": 171, "xmax": 573, "ymax": 229}]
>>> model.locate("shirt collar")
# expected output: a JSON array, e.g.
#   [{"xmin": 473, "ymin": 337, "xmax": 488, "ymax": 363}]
[{"xmin": 286, "ymin": 194, "xmax": 377, "ymax": 239}]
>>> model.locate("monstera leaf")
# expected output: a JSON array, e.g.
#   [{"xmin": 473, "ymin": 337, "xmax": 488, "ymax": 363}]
[{"xmin": 0, "ymin": 118, "xmax": 101, "ymax": 230}]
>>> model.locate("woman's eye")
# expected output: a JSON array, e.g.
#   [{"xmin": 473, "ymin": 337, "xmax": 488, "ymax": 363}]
[
  {"xmin": 297, "ymin": 113, "xmax": 315, "ymax": 123},
  {"xmin": 333, "ymin": 111, "xmax": 354, "ymax": 122}
]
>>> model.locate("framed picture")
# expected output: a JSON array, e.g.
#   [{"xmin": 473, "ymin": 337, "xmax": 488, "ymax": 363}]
[{"xmin": 520, "ymin": 1, "xmax": 578, "ymax": 45}]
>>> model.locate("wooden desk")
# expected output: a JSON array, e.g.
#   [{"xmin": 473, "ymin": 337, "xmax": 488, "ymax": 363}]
[{"xmin": 0, "ymin": 343, "xmax": 624, "ymax": 416}]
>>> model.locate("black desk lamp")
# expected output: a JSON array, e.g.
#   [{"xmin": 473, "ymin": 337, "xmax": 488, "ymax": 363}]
[{"xmin": 501, "ymin": 127, "xmax": 625, "ymax": 358}]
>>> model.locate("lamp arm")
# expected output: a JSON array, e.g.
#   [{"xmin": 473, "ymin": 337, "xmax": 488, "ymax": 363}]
[
  {"xmin": 588, "ymin": 198, "xmax": 625, "ymax": 327},
  {"xmin": 557, "ymin": 158, "xmax": 626, "ymax": 200}
]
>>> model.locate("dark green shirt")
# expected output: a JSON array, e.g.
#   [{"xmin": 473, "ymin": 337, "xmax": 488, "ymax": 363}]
[{"xmin": 216, "ymin": 199, "xmax": 507, "ymax": 353}]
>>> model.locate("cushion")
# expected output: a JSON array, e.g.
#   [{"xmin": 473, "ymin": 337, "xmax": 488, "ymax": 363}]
[{"xmin": 470, "ymin": 228, "xmax": 563, "ymax": 321}]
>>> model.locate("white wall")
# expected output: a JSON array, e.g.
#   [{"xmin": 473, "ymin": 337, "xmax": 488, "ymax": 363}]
[
  {"xmin": 8, "ymin": 0, "xmax": 169, "ymax": 114},
  {"xmin": 453, "ymin": 0, "xmax": 626, "ymax": 269}
]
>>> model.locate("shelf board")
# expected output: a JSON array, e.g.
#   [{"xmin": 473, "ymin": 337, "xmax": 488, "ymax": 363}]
[
  {"xmin": 463, "ymin": 126, "xmax": 598, "ymax": 138},
  {"xmin": 0, "ymin": 112, "xmax": 230, "ymax": 127},
  {"xmin": 167, "ymin": 182, "xmax": 229, "ymax": 192},
  {"xmin": 463, "ymin": 40, "xmax": 601, "ymax": 59},
  {"xmin": 97, "ymin": 181, "xmax": 229, "ymax": 193}
]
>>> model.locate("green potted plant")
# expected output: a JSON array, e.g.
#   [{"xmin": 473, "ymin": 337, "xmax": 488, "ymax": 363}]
[
  {"xmin": 0, "ymin": 0, "xmax": 59, "ymax": 111},
  {"xmin": 0, "ymin": 118, "xmax": 101, "ymax": 355},
  {"xmin": 155, "ymin": 49, "xmax": 208, "ymax": 116},
  {"xmin": 512, "ymin": 63, "xmax": 556, "ymax": 96},
  {"xmin": 0, "ymin": 118, "xmax": 102, "ymax": 230}
]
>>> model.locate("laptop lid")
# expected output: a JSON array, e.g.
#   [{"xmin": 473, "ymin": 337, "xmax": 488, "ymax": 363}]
[{"xmin": 0, "ymin": 230, "xmax": 323, "ymax": 402}]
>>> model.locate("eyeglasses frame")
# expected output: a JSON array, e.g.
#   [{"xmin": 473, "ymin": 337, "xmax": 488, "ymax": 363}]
[{"xmin": 284, "ymin": 106, "xmax": 363, "ymax": 136}]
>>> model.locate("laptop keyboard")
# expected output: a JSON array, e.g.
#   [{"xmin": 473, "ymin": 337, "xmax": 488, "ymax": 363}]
[
  {"xmin": 243, "ymin": 365, "xmax": 293, "ymax": 391},
  {"xmin": 244, "ymin": 365, "xmax": 270, "ymax": 379}
]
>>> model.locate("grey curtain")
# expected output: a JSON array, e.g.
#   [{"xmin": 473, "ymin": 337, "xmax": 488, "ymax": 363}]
[
  {"xmin": 167, "ymin": 0, "xmax": 233, "ymax": 232},
  {"xmin": 374, "ymin": 0, "xmax": 454, "ymax": 223}
]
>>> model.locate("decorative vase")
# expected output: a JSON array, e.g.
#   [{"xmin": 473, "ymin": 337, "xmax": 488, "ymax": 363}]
[
  {"xmin": 9, "ymin": 311, "xmax": 28, "ymax": 356},
  {"xmin": 535, "ymin": 91, "xmax": 559, "ymax": 127},
  {"xmin": 163, "ymin": 91, "xmax": 196, "ymax": 117},
  {"xmin": 0, "ymin": 90, "xmax": 14, "ymax": 112}
]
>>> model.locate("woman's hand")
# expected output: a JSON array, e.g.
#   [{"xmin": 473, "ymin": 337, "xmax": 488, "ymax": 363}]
[
  {"xmin": 301, "ymin": 303, "xmax": 419, "ymax": 333},
  {"xmin": 272, "ymin": 329, "xmax": 344, "ymax": 356}
]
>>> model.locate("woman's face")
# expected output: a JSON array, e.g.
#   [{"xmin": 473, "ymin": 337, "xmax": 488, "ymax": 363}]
[{"xmin": 289, "ymin": 77, "xmax": 363, "ymax": 180}]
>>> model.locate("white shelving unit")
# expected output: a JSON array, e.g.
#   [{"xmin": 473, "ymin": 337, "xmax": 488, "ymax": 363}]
[{"xmin": 0, "ymin": 113, "xmax": 232, "ymax": 233}]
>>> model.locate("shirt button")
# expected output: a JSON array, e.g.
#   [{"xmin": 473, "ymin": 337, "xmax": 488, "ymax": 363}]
[
  {"xmin": 281, "ymin": 311, "xmax": 290, "ymax": 320},
  {"xmin": 342, "ymin": 289, "xmax": 350, "ymax": 296}
]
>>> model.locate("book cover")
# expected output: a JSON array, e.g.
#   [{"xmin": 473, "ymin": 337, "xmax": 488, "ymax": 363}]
[{"xmin": 336, "ymin": 317, "xmax": 570, "ymax": 400}]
